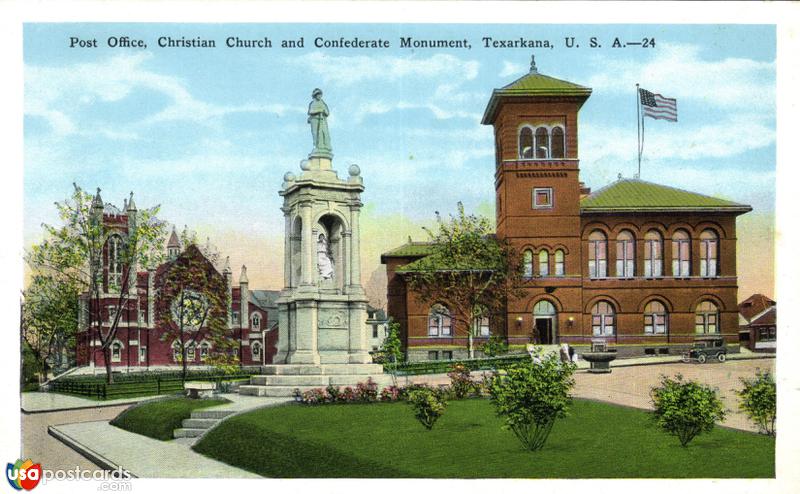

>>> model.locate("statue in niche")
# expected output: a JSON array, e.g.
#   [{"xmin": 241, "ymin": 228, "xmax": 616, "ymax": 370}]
[
  {"xmin": 308, "ymin": 88, "xmax": 331, "ymax": 154},
  {"xmin": 316, "ymin": 233, "xmax": 334, "ymax": 280}
]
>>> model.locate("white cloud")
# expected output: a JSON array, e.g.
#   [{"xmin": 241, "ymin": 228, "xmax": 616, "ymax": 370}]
[
  {"xmin": 25, "ymin": 53, "xmax": 299, "ymax": 137},
  {"xmin": 586, "ymin": 43, "xmax": 775, "ymax": 112},
  {"xmin": 500, "ymin": 61, "xmax": 525, "ymax": 78},
  {"xmin": 290, "ymin": 52, "xmax": 480, "ymax": 86}
]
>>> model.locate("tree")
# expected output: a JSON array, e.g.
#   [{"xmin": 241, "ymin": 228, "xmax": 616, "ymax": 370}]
[
  {"xmin": 737, "ymin": 370, "xmax": 776, "ymax": 436},
  {"xmin": 650, "ymin": 374, "xmax": 726, "ymax": 447},
  {"xmin": 21, "ymin": 274, "xmax": 80, "ymax": 382},
  {"xmin": 401, "ymin": 203, "xmax": 523, "ymax": 358},
  {"xmin": 156, "ymin": 244, "xmax": 232, "ymax": 383},
  {"xmin": 26, "ymin": 184, "xmax": 166, "ymax": 383},
  {"xmin": 487, "ymin": 353, "xmax": 576, "ymax": 451}
]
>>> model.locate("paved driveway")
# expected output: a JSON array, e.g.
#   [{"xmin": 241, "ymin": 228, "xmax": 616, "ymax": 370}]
[{"xmin": 573, "ymin": 358, "xmax": 775, "ymax": 432}]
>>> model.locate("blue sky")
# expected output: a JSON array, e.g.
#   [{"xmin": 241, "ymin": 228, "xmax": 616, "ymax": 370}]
[{"xmin": 23, "ymin": 23, "xmax": 776, "ymax": 295}]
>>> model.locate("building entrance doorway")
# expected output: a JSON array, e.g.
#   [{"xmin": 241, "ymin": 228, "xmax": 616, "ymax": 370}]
[{"xmin": 533, "ymin": 300, "xmax": 558, "ymax": 345}]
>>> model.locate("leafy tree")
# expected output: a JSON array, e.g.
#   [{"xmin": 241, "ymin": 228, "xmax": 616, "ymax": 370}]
[
  {"xmin": 380, "ymin": 319, "xmax": 403, "ymax": 367},
  {"xmin": 488, "ymin": 353, "xmax": 575, "ymax": 451},
  {"xmin": 650, "ymin": 374, "xmax": 726, "ymax": 447},
  {"xmin": 156, "ymin": 244, "xmax": 233, "ymax": 383},
  {"xmin": 25, "ymin": 184, "xmax": 166, "ymax": 383},
  {"xmin": 401, "ymin": 203, "xmax": 523, "ymax": 358},
  {"xmin": 481, "ymin": 335, "xmax": 509, "ymax": 357},
  {"xmin": 737, "ymin": 370, "xmax": 776, "ymax": 436},
  {"xmin": 407, "ymin": 387, "xmax": 448, "ymax": 430},
  {"xmin": 21, "ymin": 274, "xmax": 80, "ymax": 382}
]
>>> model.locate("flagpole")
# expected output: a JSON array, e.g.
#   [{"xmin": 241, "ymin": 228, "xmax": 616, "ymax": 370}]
[{"xmin": 636, "ymin": 83, "xmax": 641, "ymax": 178}]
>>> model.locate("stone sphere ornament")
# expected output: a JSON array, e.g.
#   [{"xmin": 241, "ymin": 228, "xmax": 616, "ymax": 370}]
[
  {"xmin": 348, "ymin": 164, "xmax": 361, "ymax": 177},
  {"xmin": 300, "ymin": 160, "xmax": 311, "ymax": 171},
  {"xmin": 284, "ymin": 172, "xmax": 296, "ymax": 182}
]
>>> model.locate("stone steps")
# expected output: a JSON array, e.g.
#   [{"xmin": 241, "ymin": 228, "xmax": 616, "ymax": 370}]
[
  {"xmin": 258, "ymin": 363, "xmax": 385, "ymax": 376},
  {"xmin": 172, "ymin": 408, "xmax": 236, "ymax": 440}
]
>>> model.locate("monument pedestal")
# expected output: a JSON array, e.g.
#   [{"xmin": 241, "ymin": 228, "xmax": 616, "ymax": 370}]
[{"xmin": 239, "ymin": 363, "xmax": 392, "ymax": 397}]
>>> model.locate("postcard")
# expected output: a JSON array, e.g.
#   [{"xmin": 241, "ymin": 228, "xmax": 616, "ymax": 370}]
[{"xmin": 4, "ymin": 2, "xmax": 798, "ymax": 493}]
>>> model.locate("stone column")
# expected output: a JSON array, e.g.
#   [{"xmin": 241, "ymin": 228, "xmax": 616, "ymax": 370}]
[
  {"xmin": 283, "ymin": 209, "xmax": 292, "ymax": 289},
  {"xmin": 349, "ymin": 203, "xmax": 363, "ymax": 291},
  {"xmin": 348, "ymin": 301, "xmax": 371, "ymax": 363},
  {"xmin": 274, "ymin": 304, "xmax": 290, "ymax": 364},
  {"xmin": 300, "ymin": 203, "xmax": 313, "ymax": 287},
  {"xmin": 341, "ymin": 230, "xmax": 351, "ymax": 288}
]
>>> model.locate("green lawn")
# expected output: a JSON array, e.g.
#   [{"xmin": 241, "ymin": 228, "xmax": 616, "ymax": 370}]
[
  {"xmin": 193, "ymin": 399, "xmax": 774, "ymax": 478},
  {"xmin": 111, "ymin": 396, "xmax": 229, "ymax": 440}
]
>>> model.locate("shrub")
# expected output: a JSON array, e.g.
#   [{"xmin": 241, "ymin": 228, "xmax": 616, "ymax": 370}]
[
  {"xmin": 482, "ymin": 335, "xmax": 509, "ymax": 357},
  {"xmin": 487, "ymin": 353, "xmax": 576, "ymax": 451},
  {"xmin": 448, "ymin": 363, "xmax": 478, "ymax": 399},
  {"xmin": 380, "ymin": 385, "xmax": 401, "ymax": 402},
  {"xmin": 407, "ymin": 387, "xmax": 447, "ymax": 430},
  {"xmin": 301, "ymin": 388, "xmax": 327, "ymax": 405},
  {"xmin": 325, "ymin": 384, "xmax": 341, "ymax": 402},
  {"xmin": 356, "ymin": 378, "xmax": 379, "ymax": 402},
  {"xmin": 650, "ymin": 374, "xmax": 726, "ymax": 447},
  {"xmin": 340, "ymin": 386, "xmax": 357, "ymax": 403},
  {"xmin": 737, "ymin": 370, "xmax": 776, "ymax": 436}
]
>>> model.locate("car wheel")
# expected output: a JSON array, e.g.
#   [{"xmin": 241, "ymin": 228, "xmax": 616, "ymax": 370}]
[
  {"xmin": 717, "ymin": 353, "xmax": 726, "ymax": 363},
  {"xmin": 697, "ymin": 354, "xmax": 707, "ymax": 364}
]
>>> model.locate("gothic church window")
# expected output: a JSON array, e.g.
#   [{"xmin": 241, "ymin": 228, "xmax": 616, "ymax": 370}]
[
  {"xmin": 108, "ymin": 234, "xmax": 123, "ymax": 291},
  {"xmin": 252, "ymin": 312, "xmax": 261, "ymax": 330}
]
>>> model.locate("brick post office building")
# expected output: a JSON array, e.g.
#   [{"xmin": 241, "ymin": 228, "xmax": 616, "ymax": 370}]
[{"xmin": 383, "ymin": 62, "xmax": 752, "ymax": 361}]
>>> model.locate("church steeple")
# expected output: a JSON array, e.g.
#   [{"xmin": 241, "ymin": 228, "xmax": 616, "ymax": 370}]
[{"xmin": 167, "ymin": 226, "xmax": 181, "ymax": 260}]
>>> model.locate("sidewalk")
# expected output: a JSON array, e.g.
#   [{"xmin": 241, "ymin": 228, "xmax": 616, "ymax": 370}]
[
  {"xmin": 22, "ymin": 392, "xmax": 146, "ymax": 413},
  {"xmin": 49, "ymin": 421, "xmax": 261, "ymax": 478},
  {"xmin": 48, "ymin": 393, "xmax": 291, "ymax": 477}
]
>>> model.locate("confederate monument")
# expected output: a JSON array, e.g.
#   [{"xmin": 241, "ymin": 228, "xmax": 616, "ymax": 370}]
[{"xmin": 239, "ymin": 89, "xmax": 387, "ymax": 397}]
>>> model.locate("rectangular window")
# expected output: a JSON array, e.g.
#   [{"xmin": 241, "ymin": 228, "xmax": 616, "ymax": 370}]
[
  {"xmin": 372, "ymin": 326, "xmax": 379, "ymax": 338},
  {"xmin": 139, "ymin": 347, "xmax": 147, "ymax": 363},
  {"xmin": 232, "ymin": 312, "xmax": 240, "ymax": 325},
  {"xmin": 644, "ymin": 315, "xmax": 654, "ymax": 334},
  {"xmin": 442, "ymin": 351, "xmax": 453, "ymax": 360},
  {"xmin": 427, "ymin": 351, "xmax": 439, "ymax": 361},
  {"xmin": 532, "ymin": 188, "xmax": 553, "ymax": 209},
  {"xmin": 616, "ymin": 241, "xmax": 634, "ymax": 277}
]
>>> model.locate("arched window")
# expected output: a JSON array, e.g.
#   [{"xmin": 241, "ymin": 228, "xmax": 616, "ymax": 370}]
[
  {"xmin": 472, "ymin": 306, "xmax": 490, "ymax": 337},
  {"xmin": 592, "ymin": 301, "xmax": 615, "ymax": 336},
  {"xmin": 588, "ymin": 231, "xmax": 607, "ymax": 278},
  {"xmin": 187, "ymin": 343, "xmax": 196, "ymax": 361},
  {"xmin": 554, "ymin": 249, "xmax": 565, "ymax": 277},
  {"xmin": 533, "ymin": 300, "xmax": 557, "ymax": 316},
  {"xmin": 519, "ymin": 127, "xmax": 534, "ymax": 159},
  {"xmin": 523, "ymin": 250, "xmax": 533, "ymax": 279},
  {"xmin": 538, "ymin": 250, "xmax": 549, "ymax": 277},
  {"xmin": 172, "ymin": 342, "xmax": 181, "ymax": 362},
  {"xmin": 695, "ymin": 301, "xmax": 719, "ymax": 334},
  {"xmin": 672, "ymin": 230, "xmax": 691, "ymax": 277},
  {"xmin": 644, "ymin": 230, "xmax": 663, "ymax": 277},
  {"xmin": 551, "ymin": 127, "xmax": 565, "ymax": 159},
  {"xmin": 535, "ymin": 127, "xmax": 549, "ymax": 159},
  {"xmin": 700, "ymin": 230, "xmax": 718, "ymax": 277},
  {"xmin": 428, "ymin": 304, "xmax": 452, "ymax": 337},
  {"xmin": 108, "ymin": 234, "xmax": 123, "ymax": 290},
  {"xmin": 199, "ymin": 341, "xmax": 211, "ymax": 359},
  {"xmin": 644, "ymin": 301, "xmax": 668, "ymax": 334},
  {"xmin": 252, "ymin": 312, "xmax": 261, "ymax": 330},
  {"xmin": 616, "ymin": 231, "xmax": 635, "ymax": 277},
  {"xmin": 251, "ymin": 341, "xmax": 262, "ymax": 360},
  {"xmin": 111, "ymin": 341, "xmax": 122, "ymax": 363}
]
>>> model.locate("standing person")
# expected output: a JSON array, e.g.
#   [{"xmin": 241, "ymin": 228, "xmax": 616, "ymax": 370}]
[{"xmin": 308, "ymin": 88, "xmax": 331, "ymax": 154}]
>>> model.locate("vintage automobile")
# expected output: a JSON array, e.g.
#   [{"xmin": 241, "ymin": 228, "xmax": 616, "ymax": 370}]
[{"xmin": 682, "ymin": 338, "xmax": 727, "ymax": 363}]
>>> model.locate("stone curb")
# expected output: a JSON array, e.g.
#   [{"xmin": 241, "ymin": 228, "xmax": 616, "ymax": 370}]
[{"xmin": 47, "ymin": 424, "xmax": 137, "ymax": 478}]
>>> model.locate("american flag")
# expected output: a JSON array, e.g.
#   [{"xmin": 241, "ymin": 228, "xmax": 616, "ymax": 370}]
[{"xmin": 639, "ymin": 88, "xmax": 677, "ymax": 122}]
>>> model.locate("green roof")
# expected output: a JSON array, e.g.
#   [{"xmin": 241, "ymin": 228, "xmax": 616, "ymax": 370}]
[
  {"xmin": 380, "ymin": 242, "xmax": 434, "ymax": 260},
  {"xmin": 580, "ymin": 178, "xmax": 751, "ymax": 213},
  {"xmin": 482, "ymin": 69, "xmax": 592, "ymax": 125}
]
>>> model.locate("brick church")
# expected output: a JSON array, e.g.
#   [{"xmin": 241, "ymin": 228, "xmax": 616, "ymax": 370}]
[
  {"xmin": 383, "ymin": 61, "xmax": 752, "ymax": 361},
  {"xmin": 75, "ymin": 190, "xmax": 279, "ymax": 370}
]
